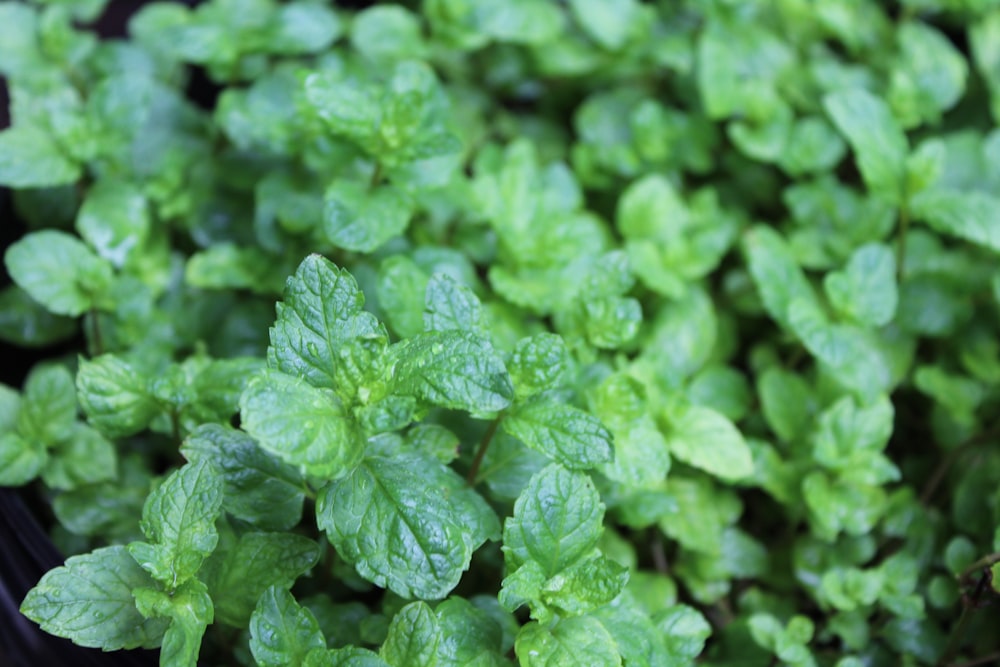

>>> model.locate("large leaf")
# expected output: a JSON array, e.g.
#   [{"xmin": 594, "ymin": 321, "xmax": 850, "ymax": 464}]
[
  {"xmin": 501, "ymin": 397, "xmax": 613, "ymax": 470},
  {"xmin": 316, "ymin": 451, "xmax": 500, "ymax": 599}
]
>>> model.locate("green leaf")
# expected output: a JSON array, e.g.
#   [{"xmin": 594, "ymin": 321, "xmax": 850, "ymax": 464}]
[
  {"xmin": 76, "ymin": 354, "xmax": 160, "ymax": 438},
  {"xmin": 133, "ymin": 578, "xmax": 213, "ymax": 667},
  {"xmin": 824, "ymin": 243, "xmax": 898, "ymax": 327},
  {"xmin": 270, "ymin": 2, "xmax": 341, "ymax": 55},
  {"xmin": 823, "ymin": 89, "xmax": 908, "ymax": 203},
  {"xmin": 423, "ymin": 273, "xmax": 482, "ymax": 333},
  {"xmin": 240, "ymin": 370, "xmax": 366, "ymax": 480},
  {"xmin": 269, "ymin": 254, "xmax": 388, "ymax": 394},
  {"xmin": 658, "ymin": 476, "xmax": 741, "ymax": 555},
  {"xmin": 204, "ymin": 531, "xmax": 320, "ymax": 627},
  {"xmin": 128, "ymin": 460, "xmax": 224, "ymax": 588},
  {"xmin": 515, "ymin": 617, "xmax": 621, "ymax": 667},
  {"xmin": 250, "ymin": 587, "xmax": 327, "ymax": 667},
  {"xmin": 656, "ymin": 604, "xmax": 712, "ymax": 665},
  {"xmin": 181, "ymin": 424, "xmax": 305, "ymax": 531},
  {"xmin": 0, "ymin": 125, "xmax": 81, "ymax": 187},
  {"xmin": 503, "ymin": 463, "xmax": 604, "ymax": 575},
  {"xmin": 329, "ymin": 647, "xmax": 392, "ymax": 667},
  {"xmin": 0, "ymin": 285, "xmax": 77, "ymax": 347},
  {"xmin": 757, "ymin": 367, "xmax": 815, "ymax": 443},
  {"xmin": 20, "ymin": 545, "xmax": 169, "ymax": 650},
  {"xmin": 41, "ymin": 423, "xmax": 117, "ymax": 491},
  {"xmin": 743, "ymin": 226, "xmax": 817, "ymax": 329},
  {"xmin": 324, "ymin": 182, "xmax": 412, "ymax": 253},
  {"xmin": 539, "ymin": 555, "xmax": 629, "ymax": 617},
  {"xmin": 890, "ymin": 21, "xmax": 968, "ymax": 127},
  {"xmin": 351, "ymin": 6, "xmax": 426, "ymax": 63},
  {"xmin": 0, "ymin": 432, "xmax": 47, "ymax": 486},
  {"xmin": 909, "ymin": 190, "xmax": 1000, "ymax": 254},
  {"xmin": 185, "ymin": 244, "xmax": 289, "ymax": 295},
  {"xmin": 433, "ymin": 597, "xmax": 507, "ymax": 666},
  {"xmin": 376, "ymin": 254, "xmax": 430, "ymax": 339},
  {"xmin": 4, "ymin": 230, "xmax": 113, "ymax": 317},
  {"xmin": 316, "ymin": 451, "xmax": 500, "ymax": 599},
  {"xmin": 568, "ymin": 0, "xmax": 639, "ymax": 51},
  {"xmin": 662, "ymin": 403, "xmax": 754, "ymax": 482},
  {"xmin": 17, "ymin": 364, "xmax": 76, "ymax": 445},
  {"xmin": 502, "ymin": 397, "xmax": 613, "ymax": 470},
  {"xmin": 392, "ymin": 330, "xmax": 513, "ymax": 413},
  {"xmin": 508, "ymin": 333, "xmax": 570, "ymax": 400},
  {"xmin": 303, "ymin": 72, "xmax": 380, "ymax": 146},
  {"xmin": 76, "ymin": 179, "xmax": 150, "ymax": 268},
  {"xmin": 380, "ymin": 601, "xmax": 441, "ymax": 667}
]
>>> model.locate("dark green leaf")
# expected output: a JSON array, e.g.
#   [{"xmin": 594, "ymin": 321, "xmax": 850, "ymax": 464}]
[{"xmin": 250, "ymin": 587, "xmax": 327, "ymax": 667}]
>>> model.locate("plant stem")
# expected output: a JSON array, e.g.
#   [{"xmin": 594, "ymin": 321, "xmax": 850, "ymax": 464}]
[
  {"xmin": 950, "ymin": 650, "xmax": 1000, "ymax": 667},
  {"xmin": 466, "ymin": 414, "xmax": 503, "ymax": 486},
  {"xmin": 896, "ymin": 204, "xmax": 910, "ymax": 282},
  {"xmin": 958, "ymin": 552, "xmax": 1000, "ymax": 584},
  {"xmin": 369, "ymin": 161, "xmax": 383, "ymax": 190},
  {"xmin": 87, "ymin": 308, "xmax": 104, "ymax": 356},
  {"xmin": 937, "ymin": 571, "xmax": 992, "ymax": 666}
]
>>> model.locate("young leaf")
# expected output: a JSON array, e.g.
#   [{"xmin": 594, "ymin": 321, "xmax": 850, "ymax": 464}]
[
  {"xmin": 661, "ymin": 403, "xmax": 754, "ymax": 483},
  {"xmin": 503, "ymin": 463, "xmax": 604, "ymax": 575},
  {"xmin": 508, "ymin": 333, "xmax": 570, "ymax": 400},
  {"xmin": 538, "ymin": 555, "xmax": 629, "ymax": 617},
  {"xmin": 20, "ymin": 545, "xmax": 170, "ymax": 650},
  {"xmin": 515, "ymin": 616, "xmax": 621, "ymax": 667},
  {"xmin": 250, "ymin": 587, "xmax": 327, "ymax": 667},
  {"xmin": 423, "ymin": 273, "xmax": 482, "ymax": 332},
  {"xmin": 269, "ymin": 254, "xmax": 387, "ymax": 394},
  {"xmin": 823, "ymin": 89, "xmax": 908, "ymax": 203},
  {"xmin": 380, "ymin": 601, "xmax": 440, "ymax": 667},
  {"xmin": 377, "ymin": 255, "xmax": 430, "ymax": 339},
  {"xmin": 133, "ymin": 578, "xmax": 213, "ymax": 667},
  {"xmin": 316, "ymin": 451, "xmax": 500, "ymax": 599},
  {"xmin": 392, "ymin": 330, "xmax": 513, "ymax": 413},
  {"xmin": 76, "ymin": 354, "xmax": 160, "ymax": 438},
  {"xmin": 501, "ymin": 396, "xmax": 613, "ymax": 470},
  {"xmin": 41, "ymin": 423, "xmax": 117, "ymax": 490},
  {"xmin": 128, "ymin": 460, "xmax": 224, "ymax": 588},
  {"xmin": 240, "ymin": 369, "xmax": 365, "ymax": 480},
  {"xmin": 824, "ymin": 243, "xmax": 898, "ymax": 327},
  {"xmin": 181, "ymin": 424, "xmax": 305, "ymax": 531},
  {"xmin": 4, "ymin": 230, "xmax": 113, "ymax": 317},
  {"xmin": 742, "ymin": 226, "xmax": 817, "ymax": 329}
]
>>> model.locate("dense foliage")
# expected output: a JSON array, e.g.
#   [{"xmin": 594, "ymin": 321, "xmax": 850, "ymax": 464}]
[{"xmin": 2, "ymin": 0, "xmax": 1000, "ymax": 665}]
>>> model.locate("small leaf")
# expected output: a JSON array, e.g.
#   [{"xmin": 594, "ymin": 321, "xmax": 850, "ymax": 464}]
[
  {"xmin": 823, "ymin": 89, "xmax": 908, "ymax": 203},
  {"xmin": 434, "ymin": 597, "xmax": 507, "ymax": 666},
  {"xmin": 515, "ymin": 617, "xmax": 621, "ymax": 667},
  {"xmin": 128, "ymin": 460, "xmax": 224, "ymax": 588},
  {"xmin": 17, "ymin": 364, "xmax": 77, "ymax": 445},
  {"xmin": 568, "ymin": 0, "xmax": 638, "ymax": 51},
  {"xmin": 423, "ymin": 273, "xmax": 482, "ymax": 332},
  {"xmin": 662, "ymin": 403, "xmax": 754, "ymax": 482},
  {"xmin": 41, "ymin": 424, "xmax": 117, "ymax": 491},
  {"xmin": 76, "ymin": 354, "xmax": 160, "ymax": 438},
  {"xmin": 909, "ymin": 190, "xmax": 1000, "ymax": 254},
  {"xmin": 824, "ymin": 243, "xmax": 898, "ymax": 327},
  {"xmin": 20, "ymin": 545, "xmax": 169, "ymax": 650},
  {"xmin": 502, "ymin": 397, "xmax": 613, "ymax": 470},
  {"xmin": 133, "ymin": 578, "xmax": 213, "ymax": 667},
  {"xmin": 324, "ymin": 182, "xmax": 412, "ymax": 253},
  {"xmin": 380, "ymin": 601, "xmax": 440, "ymax": 667},
  {"xmin": 76, "ymin": 179, "xmax": 150, "ymax": 268},
  {"xmin": 5, "ymin": 230, "xmax": 113, "ymax": 317},
  {"xmin": 250, "ymin": 587, "xmax": 327, "ymax": 667},
  {"xmin": 240, "ymin": 370, "xmax": 365, "ymax": 480},
  {"xmin": 392, "ymin": 330, "xmax": 513, "ymax": 413},
  {"xmin": 503, "ymin": 464, "xmax": 604, "ymax": 576},
  {"xmin": 316, "ymin": 451, "xmax": 500, "ymax": 599},
  {"xmin": 508, "ymin": 333, "xmax": 570, "ymax": 400},
  {"xmin": 0, "ymin": 125, "xmax": 80, "ymax": 187},
  {"xmin": 0, "ymin": 285, "xmax": 77, "ymax": 347},
  {"xmin": 743, "ymin": 226, "xmax": 817, "ymax": 329},
  {"xmin": 0, "ymin": 432, "xmax": 47, "ymax": 486},
  {"xmin": 269, "ymin": 254, "xmax": 387, "ymax": 394}
]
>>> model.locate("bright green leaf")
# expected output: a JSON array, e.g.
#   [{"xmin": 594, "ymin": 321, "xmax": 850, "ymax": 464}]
[
  {"xmin": 0, "ymin": 125, "xmax": 81, "ymax": 187},
  {"xmin": 250, "ymin": 587, "xmax": 327, "ymax": 667},
  {"xmin": 380, "ymin": 601, "xmax": 440, "ymax": 667},
  {"xmin": 76, "ymin": 354, "xmax": 159, "ymax": 438},
  {"xmin": 662, "ymin": 403, "xmax": 753, "ymax": 482},
  {"xmin": 502, "ymin": 397, "xmax": 613, "ymax": 470},
  {"xmin": 515, "ymin": 616, "xmax": 621, "ymax": 667},
  {"xmin": 824, "ymin": 243, "xmax": 898, "ymax": 327}
]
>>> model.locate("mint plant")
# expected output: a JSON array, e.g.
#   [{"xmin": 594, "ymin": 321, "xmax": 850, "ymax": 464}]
[{"xmin": 3, "ymin": 0, "xmax": 1000, "ymax": 665}]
